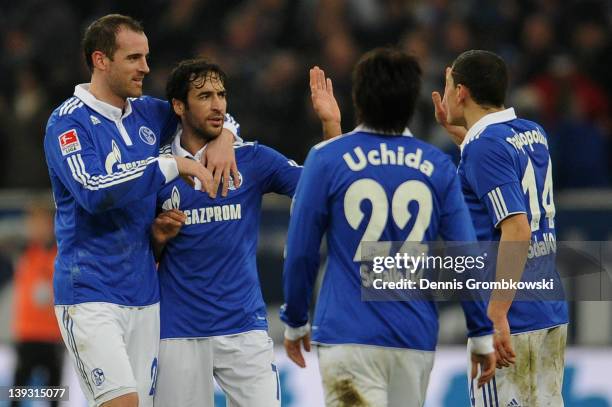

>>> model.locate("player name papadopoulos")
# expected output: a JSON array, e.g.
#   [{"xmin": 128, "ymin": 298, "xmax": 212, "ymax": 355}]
[
  {"xmin": 184, "ymin": 204, "xmax": 242, "ymax": 225},
  {"xmin": 373, "ymin": 278, "xmax": 556, "ymax": 290},
  {"xmin": 343, "ymin": 143, "xmax": 434, "ymax": 176},
  {"xmin": 506, "ymin": 128, "xmax": 549, "ymax": 152}
]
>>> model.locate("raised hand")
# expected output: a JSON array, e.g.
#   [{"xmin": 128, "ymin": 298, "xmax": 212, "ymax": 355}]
[
  {"xmin": 432, "ymin": 91, "xmax": 467, "ymax": 146},
  {"xmin": 310, "ymin": 66, "xmax": 341, "ymax": 139}
]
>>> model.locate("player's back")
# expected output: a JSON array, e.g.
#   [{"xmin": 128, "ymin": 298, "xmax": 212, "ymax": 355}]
[
  {"xmin": 500, "ymin": 119, "xmax": 556, "ymax": 242},
  {"xmin": 459, "ymin": 114, "xmax": 568, "ymax": 333},
  {"xmin": 461, "ymin": 118, "xmax": 555, "ymax": 242},
  {"xmin": 303, "ymin": 127, "xmax": 475, "ymax": 350}
]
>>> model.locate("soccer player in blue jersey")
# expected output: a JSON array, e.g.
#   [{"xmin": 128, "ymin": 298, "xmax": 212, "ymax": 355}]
[
  {"xmin": 432, "ymin": 49, "xmax": 568, "ymax": 406},
  {"xmin": 281, "ymin": 48, "xmax": 496, "ymax": 407},
  {"xmin": 150, "ymin": 59, "xmax": 303, "ymax": 407},
  {"xmin": 43, "ymin": 15, "xmax": 240, "ymax": 407}
]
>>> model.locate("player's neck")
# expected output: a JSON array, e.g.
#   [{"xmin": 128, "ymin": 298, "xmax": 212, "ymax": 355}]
[
  {"xmin": 89, "ymin": 75, "xmax": 127, "ymax": 111},
  {"xmin": 180, "ymin": 127, "xmax": 209, "ymax": 156},
  {"xmin": 464, "ymin": 103, "xmax": 505, "ymax": 130}
]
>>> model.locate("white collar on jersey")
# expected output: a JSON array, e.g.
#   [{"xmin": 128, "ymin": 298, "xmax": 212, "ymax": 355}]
[
  {"xmin": 74, "ymin": 83, "xmax": 133, "ymax": 121},
  {"xmin": 171, "ymin": 127, "xmax": 208, "ymax": 161},
  {"xmin": 461, "ymin": 107, "xmax": 517, "ymax": 151},
  {"xmin": 355, "ymin": 124, "xmax": 414, "ymax": 137}
]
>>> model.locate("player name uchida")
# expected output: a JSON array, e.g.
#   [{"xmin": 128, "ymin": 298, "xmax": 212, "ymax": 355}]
[
  {"xmin": 184, "ymin": 204, "xmax": 242, "ymax": 225},
  {"xmin": 343, "ymin": 143, "xmax": 434, "ymax": 176}
]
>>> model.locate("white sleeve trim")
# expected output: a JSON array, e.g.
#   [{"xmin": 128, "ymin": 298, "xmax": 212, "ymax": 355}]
[
  {"xmin": 493, "ymin": 211, "xmax": 527, "ymax": 228},
  {"xmin": 469, "ymin": 334, "xmax": 494, "ymax": 355},
  {"xmin": 284, "ymin": 323, "xmax": 311, "ymax": 340},
  {"xmin": 223, "ymin": 114, "xmax": 243, "ymax": 143},
  {"xmin": 67, "ymin": 153, "xmax": 151, "ymax": 190},
  {"xmin": 157, "ymin": 155, "xmax": 179, "ymax": 183}
]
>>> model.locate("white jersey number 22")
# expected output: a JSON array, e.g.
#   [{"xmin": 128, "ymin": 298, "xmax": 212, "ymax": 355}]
[{"xmin": 343, "ymin": 179, "xmax": 432, "ymax": 261}]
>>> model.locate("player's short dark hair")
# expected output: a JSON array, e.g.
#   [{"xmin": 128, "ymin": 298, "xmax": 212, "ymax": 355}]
[
  {"xmin": 352, "ymin": 47, "xmax": 422, "ymax": 134},
  {"xmin": 451, "ymin": 50, "xmax": 508, "ymax": 107},
  {"xmin": 166, "ymin": 58, "xmax": 227, "ymax": 108},
  {"xmin": 82, "ymin": 14, "xmax": 144, "ymax": 72}
]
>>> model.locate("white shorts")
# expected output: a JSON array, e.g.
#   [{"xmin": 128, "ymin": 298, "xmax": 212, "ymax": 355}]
[
  {"xmin": 55, "ymin": 302, "xmax": 160, "ymax": 407},
  {"xmin": 317, "ymin": 344, "xmax": 434, "ymax": 407},
  {"xmin": 468, "ymin": 324, "xmax": 567, "ymax": 407},
  {"xmin": 154, "ymin": 330, "xmax": 280, "ymax": 407}
]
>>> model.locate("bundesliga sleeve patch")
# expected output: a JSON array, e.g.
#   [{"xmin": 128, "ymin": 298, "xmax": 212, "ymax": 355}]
[{"xmin": 59, "ymin": 129, "xmax": 82, "ymax": 156}]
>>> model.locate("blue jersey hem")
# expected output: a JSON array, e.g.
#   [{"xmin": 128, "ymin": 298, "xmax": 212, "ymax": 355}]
[
  {"xmin": 54, "ymin": 299, "xmax": 160, "ymax": 307},
  {"xmin": 160, "ymin": 326, "xmax": 268, "ymax": 340},
  {"xmin": 312, "ymin": 339, "xmax": 436, "ymax": 352},
  {"xmin": 311, "ymin": 335, "xmax": 436, "ymax": 352},
  {"xmin": 510, "ymin": 321, "xmax": 569, "ymax": 336}
]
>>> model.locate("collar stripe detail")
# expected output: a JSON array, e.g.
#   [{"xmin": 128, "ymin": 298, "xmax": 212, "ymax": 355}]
[{"xmin": 461, "ymin": 108, "xmax": 517, "ymax": 151}]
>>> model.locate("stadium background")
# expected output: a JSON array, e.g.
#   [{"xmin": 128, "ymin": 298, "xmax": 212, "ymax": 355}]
[{"xmin": 0, "ymin": 0, "xmax": 610, "ymax": 405}]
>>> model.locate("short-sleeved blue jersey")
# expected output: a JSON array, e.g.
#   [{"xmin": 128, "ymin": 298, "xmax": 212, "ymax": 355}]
[
  {"xmin": 458, "ymin": 108, "xmax": 568, "ymax": 333},
  {"xmin": 44, "ymin": 84, "xmax": 241, "ymax": 306},
  {"xmin": 157, "ymin": 133, "xmax": 301, "ymax": 339},
  {"xmin": 280, "ymin": 126, "xmax": 491, "ymax": 351}
]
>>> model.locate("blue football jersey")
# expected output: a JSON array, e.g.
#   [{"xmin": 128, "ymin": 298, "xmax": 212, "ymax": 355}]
[
  {"xmin": 280, "ymin": 126, "xmax": 491, "ymax": 351},
  {"xmin": 458, "ymin": 108, "xmax": 568, "ymax": 333},
  {"xmin": 157, "ymin": 133, "xmax": 301, "ymax": 339},
  {"xmin": 44, "ymin": 84, "xmax": 241, "ymax": 306}
]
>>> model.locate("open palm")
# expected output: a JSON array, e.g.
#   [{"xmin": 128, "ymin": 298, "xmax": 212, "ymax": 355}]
[
  {"xmin": 310, "ymin": 66, "xmax": 341, "ymax": 125},
  {"xmin": 432, "ymin": 91, "xmax": 467, "ymax": 146}
]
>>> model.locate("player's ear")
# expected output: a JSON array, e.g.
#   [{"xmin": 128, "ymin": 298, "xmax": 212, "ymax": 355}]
[
  {"xmin": 91, "ymin": 51, "xmax": 108, "ymax": 71},
  {"xmin": 171, "ymin": 98, "xmax": 185, "ymax": 116},
  {"xmin": 456, "ymin": 84, "xmax": 468, "ymax": 104}
]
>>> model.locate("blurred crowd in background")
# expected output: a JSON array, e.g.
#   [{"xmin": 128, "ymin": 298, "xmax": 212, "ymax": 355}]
[
  {"xmin": 0, "ymin": 2, "xmax": 610, "ymax": 397},
  {"xmin": 0, "ymin": 0, "xmax": 610, "ymax": 189}
]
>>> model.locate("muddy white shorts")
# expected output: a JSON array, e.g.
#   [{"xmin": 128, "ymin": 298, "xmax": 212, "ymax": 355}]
[
  {"xmin": 55, "ymin": 302, "xmax": 160, "ymax": 407},
  {"xmin": 468, "ymin": 324, "xmax": 567, "ymax": 407},
  {"xmin": 154, "ymin": 330, "xmax": 280, "ymax": 407},
  {"xmin": 317, "ymin": 344, "xmax": 434, "ymax": 407}
]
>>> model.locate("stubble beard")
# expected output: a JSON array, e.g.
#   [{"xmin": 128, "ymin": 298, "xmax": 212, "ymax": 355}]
[
  {"xmin": 194, "ymin": 126, "xmax": 221, "ymax": 142},
  {"xmin": 187, "ymin": 114, "xmax": 222, "ymax": 142},
  {"xmin": 109, "ymin": 71, "xmax": 143, "ymax": 100}
]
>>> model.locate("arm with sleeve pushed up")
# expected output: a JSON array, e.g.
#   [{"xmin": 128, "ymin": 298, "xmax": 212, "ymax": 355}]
[
  {"xmin": 438, "ymin": 158, "xmax": 493, "ymax": 355},
  {"xmin": 464, "ymin": 138, "xmax": 529, "ymax": 367}
]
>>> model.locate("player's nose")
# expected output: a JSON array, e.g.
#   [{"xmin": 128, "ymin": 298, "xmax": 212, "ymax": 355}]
[{"xmin": 139, "ymin": 57, "xmax": 150, "ymax": 74}]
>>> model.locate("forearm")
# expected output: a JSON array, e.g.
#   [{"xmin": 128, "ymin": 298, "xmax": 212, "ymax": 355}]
[
  {"xmin": 281, "ymin": 240, "xmax": 322, "ymax": 327},
  {"xmin": 65, "ymin": 155, "xmax": 177, "ymax": 214},
  {"xmin": 322, "ymin": 120, "xmax": 341, "ymax": 140},
  {"xmin": 281, "ymin": 256, "xmax": 319, "ymax": 327},
  {"xmin": 152, "ymin": 239, "xmax": 165, "ymax": 262},
  {"xmin": 489, "ymin": 216, "xmax": 531, "ymax": 318}
]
